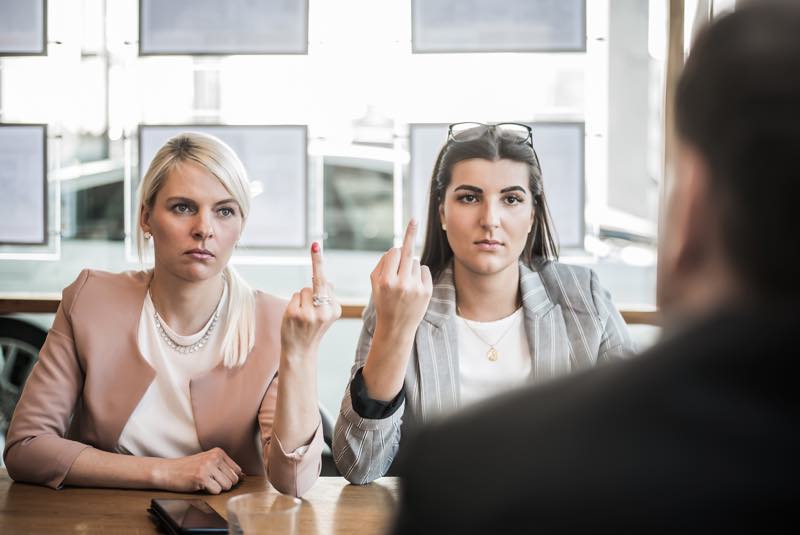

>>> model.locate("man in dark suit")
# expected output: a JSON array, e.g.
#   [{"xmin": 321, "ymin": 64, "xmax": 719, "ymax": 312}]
[{"xmin": 392, "ymin": 2, "xmax": 799, "ymax": 533}]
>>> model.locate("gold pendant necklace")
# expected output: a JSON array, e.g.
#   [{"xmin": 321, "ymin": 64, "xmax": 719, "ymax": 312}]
[{"xmin": 457, "ymin": 305, "xmax": 520, "ymax": 361}]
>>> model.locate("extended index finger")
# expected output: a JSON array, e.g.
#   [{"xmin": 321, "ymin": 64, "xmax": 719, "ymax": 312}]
[
  {"xmin": 398, "ymin": 219, "xmax": 418, "ymax": 276},
  {"xmin": 311, "ymin": 241, "xmax": 326, "ymax": 294}
]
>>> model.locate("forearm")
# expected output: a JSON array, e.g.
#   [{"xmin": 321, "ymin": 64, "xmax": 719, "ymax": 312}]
[
  {"xmin": 361, "ymin": 322, "xmax": 416, "ymax": 402},
  {"xmin": 64, "ymin": 447, "xmax": 163, "ymax": 489},
  {"xmin": 272, "ymin": 352, "xmax": 321, "ymax": 453},
  {"xmin": 334, "ymin": 387, "xmax": 405, "ymax": 484}
]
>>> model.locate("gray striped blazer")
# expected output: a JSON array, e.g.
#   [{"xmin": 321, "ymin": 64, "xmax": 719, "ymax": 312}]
[{"xmin": 332, "ymin": 260, "xmax": 634, "ymax": 484}]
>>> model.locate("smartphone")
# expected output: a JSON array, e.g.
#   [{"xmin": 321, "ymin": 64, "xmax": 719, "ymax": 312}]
[{"xmin": 148, "ymin": 498, "xmax": 228, "ymax": 534}]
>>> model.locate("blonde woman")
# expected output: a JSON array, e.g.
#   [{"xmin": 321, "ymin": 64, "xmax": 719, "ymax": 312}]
[{"xmin": 3, "ymin": 132, "xmax": 340, "ymax": 497}]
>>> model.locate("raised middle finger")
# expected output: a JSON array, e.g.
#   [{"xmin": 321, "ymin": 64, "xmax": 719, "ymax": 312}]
[
  {"xmin": 310, "ymin": 241, "xmax": 327, "ymax": 297},
  {"xmin": 397, "ymin": 220, "xmax": 417, "ymax": 278}
]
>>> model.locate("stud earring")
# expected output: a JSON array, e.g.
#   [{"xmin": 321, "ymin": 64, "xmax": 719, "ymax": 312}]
[
  {"xmin": 144, "ymin": 231, "xmax": 152, "ymax": 240},
  {"xmin": 442, "ymin": 223, "xmax": 447, "ymax": 231}
]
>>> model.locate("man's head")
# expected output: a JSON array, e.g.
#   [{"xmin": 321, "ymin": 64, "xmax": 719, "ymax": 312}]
[{"xmin": 657, "ymin": 1, "xmax": 800, "ymax": 316}]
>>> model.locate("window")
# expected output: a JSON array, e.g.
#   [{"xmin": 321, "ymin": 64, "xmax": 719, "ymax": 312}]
[
  {"xmin": 0, "ymin": 0, "xmax": 698, "ymax": 310},
  {"xmin": 323, "ymin": 158, "xmax": 393, "ymax": 252}
]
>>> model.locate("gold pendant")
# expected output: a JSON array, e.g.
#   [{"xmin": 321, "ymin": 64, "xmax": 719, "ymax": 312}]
[{"xmin": 487, "ymin": 347, "xmax": 498, "ymax": 361}]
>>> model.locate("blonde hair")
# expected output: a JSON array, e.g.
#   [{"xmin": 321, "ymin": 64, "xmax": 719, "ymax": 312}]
[{"xmin": 136, "ymin": 132, "xmax": 255, "ymax": 368}]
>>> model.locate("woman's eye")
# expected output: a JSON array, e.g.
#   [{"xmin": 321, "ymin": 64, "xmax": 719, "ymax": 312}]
[
  {"xmin": 458, "ymin": 194, "xmax": 478, "ymax": 204},
  {"xmin": 505, "ymin": 196, "xmax": 524, "ymax": 205},
  {"xmin": 173, "ymin": 203, "xmax": 192, "ymax": 213},
  {"xmin": 218, "ymin": 207, "xmax": 235, "ymax": 217}
]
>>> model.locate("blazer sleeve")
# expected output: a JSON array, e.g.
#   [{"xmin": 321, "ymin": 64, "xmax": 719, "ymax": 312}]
[
  {"xmin": 590, "ymin": 269, "xmax": 636, "ymax": 362},
  {"xmin": 3, "ymin": 269, "xmax": 94, "ymax": 489},
  {"xmin": 258, "ymin": 372, "xmax": 324, "ymax": 498},
  {"xmin": 332, "ymin": 299, "xmax": 406, "ymax": 485}
]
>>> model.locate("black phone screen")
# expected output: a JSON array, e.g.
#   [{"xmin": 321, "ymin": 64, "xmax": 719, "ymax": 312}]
[{"xmin": 149, "ymin": 498, "xmax": 228, "ymax": 534}]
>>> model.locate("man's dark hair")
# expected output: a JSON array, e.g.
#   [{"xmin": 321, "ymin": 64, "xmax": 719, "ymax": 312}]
[{"xmin": 675, "ymin": 1, "xmax": 800, "ymax": 299}]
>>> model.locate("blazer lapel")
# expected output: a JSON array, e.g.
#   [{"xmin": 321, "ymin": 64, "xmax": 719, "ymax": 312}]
[
  {"xmin": 75, "ymin": 270, "xmax": 156, "ymax": 450},
  {"xmin": 519, "ymin": 263, "xmax": 572, "ymax": 382},
  {"xmin": 414, "ymin": 265, "xmax": 460, "ymax": 421},
  {"xmin": 189, "ymin": 291, "xmax": 284, "ymax": 473},
  {"xmin": 189, "ymin": 355, "xmax": 274, "ymax": 469}
]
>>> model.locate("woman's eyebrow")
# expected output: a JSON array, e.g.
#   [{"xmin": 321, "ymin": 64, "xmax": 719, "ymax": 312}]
[
  {"xmin": 165, "ymin": 196, "xmax": 196, "ymax": 204},
  {"xmin": 500, "ymin": 186, "xmax": 528, "ymax": 194},
  {"xmin": 453, "ymin": 185, "xmax": 528, "ymax": 194},
  {"xmin": 453, "ymin": 185, "xmax": 483, "ymax": 193},
  {"xmin": 163, "ymin": 196, "xmax": 237, "ymax": 206}
]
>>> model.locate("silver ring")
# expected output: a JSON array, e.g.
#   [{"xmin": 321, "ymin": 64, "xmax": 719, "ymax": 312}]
[{"xmin": 312, "ymin": 294, "xmax": 332, "ymax": 307}]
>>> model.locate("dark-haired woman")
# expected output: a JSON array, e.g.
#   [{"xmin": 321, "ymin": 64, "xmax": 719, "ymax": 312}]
[{"xmin": 333, "ymin": 123, "xmax": 633, "ymax": 484}]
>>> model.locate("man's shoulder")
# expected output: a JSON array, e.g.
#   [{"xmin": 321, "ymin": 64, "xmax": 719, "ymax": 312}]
[{"xmin": 395, "ymin": 307, "xmax": 799, "ymax": 533}]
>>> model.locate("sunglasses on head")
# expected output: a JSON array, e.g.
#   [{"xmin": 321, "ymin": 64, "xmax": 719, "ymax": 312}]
[{"xmin": 447, "ymin": 122, "xmax": 541, "ymax": 170}]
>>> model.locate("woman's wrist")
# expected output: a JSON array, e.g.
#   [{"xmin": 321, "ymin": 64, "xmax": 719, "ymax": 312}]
[
  {"xmin": 361, "ymin": 361, "xmax": 404, "ymax": 402},
  {"xmin": 373, "ymin": 319, "xmax": 417, "ymax": 346},
  {"xmin": 148, "ymin": 457, "xmax": 169, "ymax": 489},
  {"xmin": 280, "ymin": 348, "xmax": 319, "ymax": 371}
]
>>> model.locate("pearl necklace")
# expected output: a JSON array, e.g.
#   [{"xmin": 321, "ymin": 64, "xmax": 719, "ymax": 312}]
[
  {"xmin": 149, "ymin": 287, "xmax": 222, "ymax": 354},
  {"xmin": 153, "ymin": 309, "xmax": 219, "ymax": 354}
]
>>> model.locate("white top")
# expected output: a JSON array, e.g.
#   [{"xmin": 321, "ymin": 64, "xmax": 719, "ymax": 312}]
[
  {"xmin": 457, "ymin": 307, "xmax": 532, "ymax": 407},
  {"xmin": 116, "ymin": 284, "xmax": 228, "ymax": 458}
]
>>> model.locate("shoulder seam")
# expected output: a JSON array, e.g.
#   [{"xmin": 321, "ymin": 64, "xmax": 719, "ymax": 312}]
[
  {"xmin": 65, "ymin": 269, "xmax": 93, "ymax": 317},
  {"xmin": 587, "ymin": 268, "xmax": 606, "ymax": 320}
]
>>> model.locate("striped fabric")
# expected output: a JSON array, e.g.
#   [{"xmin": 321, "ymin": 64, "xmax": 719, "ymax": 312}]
[{"xmin": 332, "ymin": 260, "xmax": 635, "ymax": 484}]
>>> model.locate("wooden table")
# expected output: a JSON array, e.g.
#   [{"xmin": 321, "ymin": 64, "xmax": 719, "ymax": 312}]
[{"xmin": 0, "ymin": 469, "xmax": 399, "ymax": 534}]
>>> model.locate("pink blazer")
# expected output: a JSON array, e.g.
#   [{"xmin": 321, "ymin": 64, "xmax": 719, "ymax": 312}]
[{"xmin": 3, "ymin": 269, "xmax": 322, "ymax": 497}]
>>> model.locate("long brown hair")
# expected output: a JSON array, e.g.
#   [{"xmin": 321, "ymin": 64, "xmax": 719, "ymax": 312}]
[{"xmin": 420, "ymin": 126, "xmax": 559, "ymax": 282}]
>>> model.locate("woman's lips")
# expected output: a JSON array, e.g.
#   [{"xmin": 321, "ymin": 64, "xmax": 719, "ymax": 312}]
[
  {"xmin": 474, "ymin": 240, "xmax": 503, "ymax": 251},
  {"xmin": 185, "ymin": 250, "xmax": 215, "ymax": 260}
]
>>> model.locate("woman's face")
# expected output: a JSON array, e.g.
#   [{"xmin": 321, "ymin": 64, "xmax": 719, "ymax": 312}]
[
  {"xmin": 439, "ymin": 158, "xmax": 535, "ymax": 277},
  {"xmin": 141, "ymin": 161, "xmax": 243, "ymax": 283}
]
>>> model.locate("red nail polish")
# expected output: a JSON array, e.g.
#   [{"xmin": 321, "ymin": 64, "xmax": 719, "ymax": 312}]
[{"xmin": 311, "ymin": 242, "xmax": 320, "ymax": 253}]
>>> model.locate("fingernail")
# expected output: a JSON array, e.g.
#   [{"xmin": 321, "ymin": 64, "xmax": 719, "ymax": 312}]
[{"xmin": 311, "ymin": 242, "xmax": 320, "ymax": 253}]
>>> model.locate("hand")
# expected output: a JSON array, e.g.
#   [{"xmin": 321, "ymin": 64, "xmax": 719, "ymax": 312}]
[
  {"xmin": 371, "ymin": 220, "xmax": 433, "ymax": 337},
  {"xmin": 154, "ymin": 447, "xmax": 244, "ymax": 494},
  {"xmin": 280, "ymin": 242, "xmax": 343, "ymax": 359}
]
